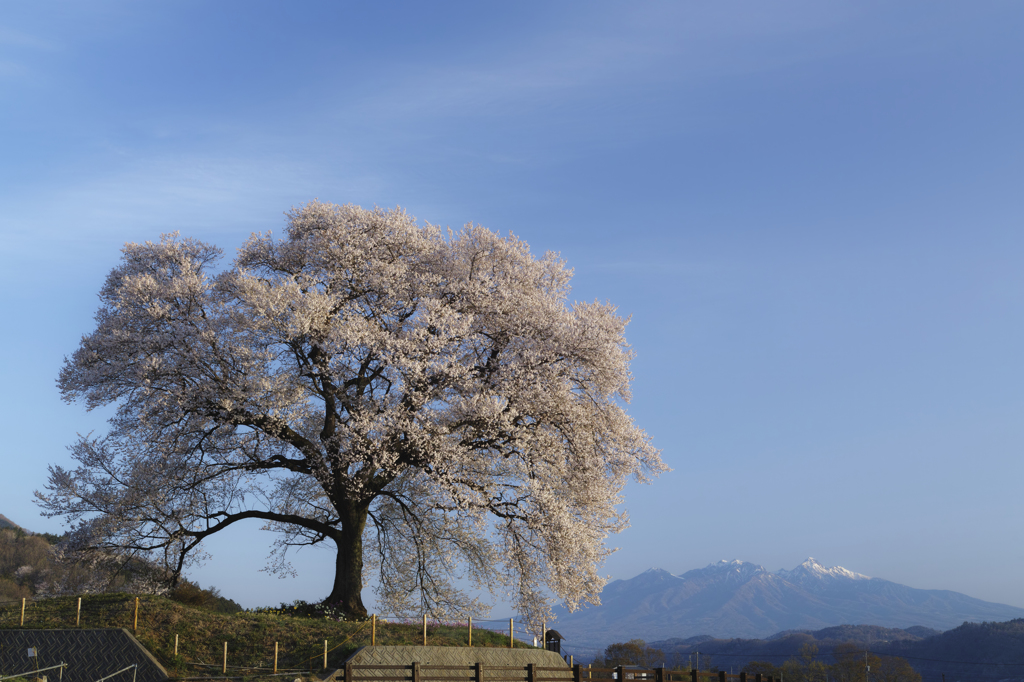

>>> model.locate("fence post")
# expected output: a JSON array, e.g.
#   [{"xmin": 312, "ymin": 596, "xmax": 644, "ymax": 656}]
[
  {"xmin": 542, "ymin": 621, "xmax": 546, "ymax": 650},
  {"xmin": 528, "ymin": 663, "xmax": 536, "ymax": 682},
  {"xmin": 475, "ymin": 662, "xmax": 483, "ymax": 682},
  {"xmin": 468, "ymin": 616, "xmax": 473, "ymax": 647},
  {"xmin": 740, "ymin": 674, "xmax": 747, "ymax": 682},
  {"xmin": 423, "ymin": 614, "xmax": 427, "ymax": 646},
  {"xmin": 20, "ymin": 597, "xmax": 25, "ymax": 626},
  {"xmin": 222, "ymin": 641, "xmax": 227, "ymax": 674},
  {"xmin": 510, "ymin": 618, "xmax": 514, "ymax": 648},
  {"xmin": 372, "ymin": 614, "xmax": 376, "ymax": 646},
  {"xmin": 755, "ymin": 675, "xmax": 762, "ymax": 682},
  {"xmin": 691, "ymin": 670, "xmax": 698, "ymax": 682},
  {"xmin": 573, "ymin": 664, "xmax": 582, "ymax": 682},
  {"xmin": 274, "ymin": 642, "xmax": 278, "ymax": 674},
  {"xmin": 719, "ymin": 673, "xmax": 726, "ymax": 682},
  {"xmin": 656, "ymin": 668, "xmax": 664, "ymax": 682},
  {"xmin": 133, "ymin": 597, "xmax": 139, "ymax": 632},
  {"xmin": 76, "ymin": 597, "xmax": 81, "ymax": 627},
  {"xmin": 414, "ymin": 662, "xmax": 421, "ymax": 682},
  {"xmin": 346, "ymin": 661, "xmax": 353, "ymax": 682},
  {"xmin": 616, "ymin": 666, "xmax": 625, "ymax": 682}
]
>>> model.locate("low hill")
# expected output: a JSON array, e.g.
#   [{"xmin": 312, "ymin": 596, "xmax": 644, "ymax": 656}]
[
  {"xmin": 0, "ymin": 525, "xmax": 163, "ymax": 601},
  {"xmin": 645, "ymin": 621, "xmax": 1024, "ymax": 682},
  {"xmin": 3, "ymin": 593, "xmax": 531, "ymax": 675},
  {"xmin": 649, "ymin": 624, "xmax": 938, "ymax": 671},
  {"xmin": 881, "ymin": 618, "xmax": 1024, "ymax": 682},
  {"xmin": 0, "ymin": 514, "xmax": 23, "ymax": 531}
]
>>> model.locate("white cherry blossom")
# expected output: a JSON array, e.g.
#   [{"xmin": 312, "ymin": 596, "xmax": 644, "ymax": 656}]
[{"xmin": 40, "ymin": 201, "xmax": 664, "ymax": 622}]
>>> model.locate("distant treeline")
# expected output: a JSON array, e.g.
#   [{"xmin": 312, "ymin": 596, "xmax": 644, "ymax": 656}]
[
  {"xmin": 593, "ymin": 640, "xmax": 920, "ymax": 682},
  {"xmin": 620, "ymin": 621, "xmax": 1024, "ymax": 682}
]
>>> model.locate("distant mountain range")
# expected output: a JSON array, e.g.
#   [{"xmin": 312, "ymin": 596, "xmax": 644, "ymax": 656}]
[{"xmin": 552, "ymin": 558, "xmax": 1024, "ymax": 650}]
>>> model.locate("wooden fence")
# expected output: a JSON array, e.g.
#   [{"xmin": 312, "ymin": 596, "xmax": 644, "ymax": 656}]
[
  {"xmin": 345, "ymin": 663, "xmax": 572, "ymax": 682},
  {"xmin": 338, "ymin": 665, "xmax": 782, "ymax": 682}
]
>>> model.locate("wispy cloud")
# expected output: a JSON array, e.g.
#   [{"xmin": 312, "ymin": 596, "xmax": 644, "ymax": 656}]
[
  {"xmin": 0, "ymin": 152, "xmax": 380, "ymax": 281},
  {"xmin": 0, "ymin": 27, "xmax": 59, "ymax": 51},
  {"xmin": 330, "ymin": 2, "xmax": 860, "ymax": 126}
]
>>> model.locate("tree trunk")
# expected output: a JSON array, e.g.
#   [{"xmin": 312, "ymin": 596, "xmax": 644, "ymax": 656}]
[{"xmin": 326, "ymin": 501, "xmax": 369, "ymax": 619}]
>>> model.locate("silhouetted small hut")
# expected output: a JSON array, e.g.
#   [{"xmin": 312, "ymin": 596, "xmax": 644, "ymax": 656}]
[{"xmin": 544, "ymin": 629, "xmax": 565, "ymax": 654}]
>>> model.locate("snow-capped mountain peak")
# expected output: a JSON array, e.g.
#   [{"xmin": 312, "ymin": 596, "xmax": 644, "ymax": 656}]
[
  {"xmin": 677, "ymin": 559, "xmax": 768, "ymax": 583},
  {"xmin": 550, "ymin": 557, "xmax": 1024, "ymax": 647},
  {"xmin": 778, "ymin": 557, "xmax": 870, "ymax": 581},
  {"xmin": 706, "ymin": 559, "xmax": 767, "ymax": 572}
]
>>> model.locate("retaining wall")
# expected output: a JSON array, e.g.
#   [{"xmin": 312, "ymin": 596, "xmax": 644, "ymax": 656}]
[
  {"xmin": 345, "ymin": 645, "xmax": 568, "ymax": 674},
  {"xmin": 0, "ymin": 628, "xmax": 168, "ymax": 682}
]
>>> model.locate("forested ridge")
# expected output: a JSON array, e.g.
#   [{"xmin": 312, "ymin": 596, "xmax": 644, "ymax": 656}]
[
  {"xmin": 639, "ymin": 621, "xmax": 1024, "ymax": 682},
  {"xmin": 0, "ymin": 523, "xmax": 240, "ymax": 613}
]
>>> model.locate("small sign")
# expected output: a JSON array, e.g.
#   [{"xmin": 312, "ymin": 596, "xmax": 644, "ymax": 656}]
[{"xmin": 27, "ymin": 647, "xmax": 37, "ymax": 657}]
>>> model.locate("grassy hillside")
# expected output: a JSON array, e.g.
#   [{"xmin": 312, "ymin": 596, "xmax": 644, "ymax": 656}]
[{"xmin": 0, "ymin": 593, "xmax": 535, "ymax": 677}]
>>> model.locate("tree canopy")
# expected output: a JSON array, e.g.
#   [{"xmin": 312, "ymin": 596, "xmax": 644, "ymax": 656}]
[
  {"xmin": 744, "ymin": 644, "xmax": 921, "ymax": 682},
  {"xmin": 600, "ymin": 639, "xmax": 666, "ymax": 668},
  {"xmin": 40, "ymin": 201, "xmax": 664, "ymax": 621}
]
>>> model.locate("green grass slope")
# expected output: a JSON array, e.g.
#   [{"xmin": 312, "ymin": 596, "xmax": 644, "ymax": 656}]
[{"xmin": 0, "ymin": 594, "xmax": 535, "ymax": 677}]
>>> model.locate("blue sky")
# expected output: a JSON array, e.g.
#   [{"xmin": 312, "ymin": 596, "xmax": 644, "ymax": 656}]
[{"xmin": 2, "ymin": 2, "xmax": 1024, "ymax": 613}]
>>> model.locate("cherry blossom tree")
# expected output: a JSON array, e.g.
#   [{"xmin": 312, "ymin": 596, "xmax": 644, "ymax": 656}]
[{"xmin": 40, "ymin": 201, "xmax": 664, "ymax": 621}]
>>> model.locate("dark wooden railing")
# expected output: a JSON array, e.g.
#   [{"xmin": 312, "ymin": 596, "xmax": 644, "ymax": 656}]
[{"xmin": 341, "ymin": 665, "xmax": 778, "ymax": 682}]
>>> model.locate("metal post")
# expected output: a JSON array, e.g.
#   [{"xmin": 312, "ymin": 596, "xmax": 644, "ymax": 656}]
[
  {"xmin": 468, "ymin": 616, "xmax": 473, "ymax": 647},
  {"xmin": 324, "ymin": 639, "xmax": 328, "ymax": 669},
  {"xmin": 372, "ymin": 614, "xmax": 376, "ymax": 646},
  {"xmin": 274, "ymin": 642, "xmax": 278, "ymax": 673},
  {"xmin": 510, "ymin": 618, "xmax": 514, "ymax": 648},
  {"xmin": 542, "ymin": 621, "xmax": 546, "ymax": 651},
  {"xmin": 133, "ymin": 597, "xmax": 139, "ymax": 632},
  {"xmin": 423, "ymin": 614, "xmax": 427, "ymax": 646},
  {"xmin": 132, "ymin": 665, "xmax": 137, "ymax": 682},
  {"xmin": 222, "ymin": 641, "xmax": 227, "ymax": 674},
  {"xmin": 76, "ymin": 597, "xmax": 81, "ymax": 627},
  {"xmin": 20, "ymin": 597, "xmax": 25, "ymax": 626},
  {"xmin": 174, "ymin": 634, "xmax": 178, "ymax": 656}
]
